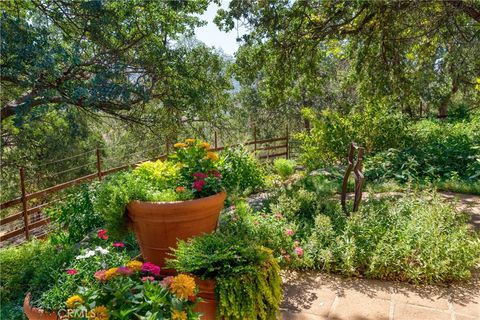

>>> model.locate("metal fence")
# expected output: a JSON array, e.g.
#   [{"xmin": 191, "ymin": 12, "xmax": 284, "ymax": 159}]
[{"xmin": 0, "ymin": 127, "xmax": 290, "ymax": 246}]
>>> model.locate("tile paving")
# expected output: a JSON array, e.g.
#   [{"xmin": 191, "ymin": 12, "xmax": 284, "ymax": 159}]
[{"xmin": 281, "ymin": 271, "xmax": 480, "ymax": 320}]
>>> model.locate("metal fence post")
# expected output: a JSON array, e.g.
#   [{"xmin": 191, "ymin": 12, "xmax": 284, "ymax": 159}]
[
  {"xmin": 19, "ymin": 167, "xmax": 30, "ymax": 241},
  {"xmin": 96, "ymin": 148, "xmax": 102, "ymax": 181},
  {"xmin": 214, "ymin": 131, "xmax": 218, "ymax": 150}
]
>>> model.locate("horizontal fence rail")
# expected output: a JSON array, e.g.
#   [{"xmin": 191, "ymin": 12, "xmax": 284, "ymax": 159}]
[{"xmin": 0, "ymin": 127, "xmax": 290, "ymax": 246}]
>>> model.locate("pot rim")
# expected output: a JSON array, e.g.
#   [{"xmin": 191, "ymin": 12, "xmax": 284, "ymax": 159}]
[{"xmin": 128, "ymin": 190, "xmax": 226, "ymax": 206}]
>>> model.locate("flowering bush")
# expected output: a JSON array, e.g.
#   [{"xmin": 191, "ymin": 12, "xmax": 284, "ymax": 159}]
[
  {"xmin": 68, "ymin": 261, "xmax": 199, "ymax": 320},
  {"xmin": 170, "ymin": 138, "xmax": 223, "ymax": 197}
]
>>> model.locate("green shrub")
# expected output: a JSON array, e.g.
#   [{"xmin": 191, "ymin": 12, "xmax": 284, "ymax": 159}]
[
  {"xmin": 219, "ymin": 147, "xmax": 265, "ymax": 196},
  {"xmin": 167, "ymin": 234, "xmax": 282, "ymax": 320},
  {"xmin": 273, "ymin": 158, "xmax": 296, "ymax": 179},
  {"xmin": 0, "ymin": 240, "xmax": 77, "ymax": 319},
  {"xmin": 46, "ymin": 184, "xmax": 104, "ymax": 245}
]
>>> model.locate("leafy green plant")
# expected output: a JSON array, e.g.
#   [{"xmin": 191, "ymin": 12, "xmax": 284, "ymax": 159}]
[
  {"xmin": 273, "ymin": 158, "xmax": 296, "ymax": 179},
  {"xmin": 218, "ymin": 147, "xmax": 265, "ymax": 196},
  {"xmin": 46, "ymin": 184, "xmax": 105, "ymax": 245}
]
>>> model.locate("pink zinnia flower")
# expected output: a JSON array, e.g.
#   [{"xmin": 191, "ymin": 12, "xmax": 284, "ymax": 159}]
[
  {"xmin": 160, "ymin": 276, "xmax": 174, "ymax": 288},
  {"xmin": 113, "ymin": 242, "xmax": 125, "ymax": 248},
  {"xmin": 97, "ymin": 229, "xmax": 108, "ymax": 240},
  {"xmin": 193, "ymin": 179, "xmax": 206, "ymax": 192},
  {"xmin": 142, "ymin": 276, "xmax": 155, "ymax": 282},
  {"xmin": 117, "ymin": 266, "xmax": 133, "ymax": 276},
  {"xmin": 294, "ymin": 247, "xmax": 304, "ymax": 257},
  {"xmin": 141, "ymin": 262, "xmax": 161, "ymax": 276},
  {"xmin": 285, "ymin": 229, "xmax": 295, "ymax": 236},
  {"xmin": 66, "ymin": 269, "xmax": 77, "ymax": 275},
  {"xmin": 94, "ymin": 270, "xmax": 107, "ymax": 281},
  {"xmin": 193, "ymin": 172, "xmax": 208, "ymax": 179}
]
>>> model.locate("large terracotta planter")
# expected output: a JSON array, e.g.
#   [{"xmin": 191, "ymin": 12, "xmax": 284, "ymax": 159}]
[
  {"xmin": 24, "ymin": 293, "xmax": 58, "ymax": 320},
  {"xmin": 195, "ymin": 278, "xmax": 217, "ymax": 320},
  {"xmin": 127, "ymin": 191, "xmax": 226, "ymax": 269}
]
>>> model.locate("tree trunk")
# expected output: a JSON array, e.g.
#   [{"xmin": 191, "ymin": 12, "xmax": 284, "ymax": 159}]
[{"xmin": 438, "ymin": 83, "xmax": 458, "ymax": 119}]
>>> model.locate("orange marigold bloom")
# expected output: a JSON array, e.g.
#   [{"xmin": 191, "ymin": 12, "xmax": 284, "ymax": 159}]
[
  {"xmin": 176, "ymin": 186, "xmax": 186, "ymax": 192},
  {"xmin": 104, "ymin": 267, "xmax": 119, "ymax": 280},
  {"xmin": 174, "ymin": 142, "xmax": 187, "ymax": 148},
  {"xmin": 66, "ymin": 295, "xmax": 84, "ymax": 309},
  {"xmin": 205, "ymin": 152, "xmax": 219, "ymax": 161},
  {"xmin": 199, "ymin": 142, "xmax": 210, "ymax": 149},
  {"xmin": 126, "ymin": 260, "xmax": 143, "ymax": 271},
  {"xmin": 171, "ymin": 310, "xmax": 188, "ymax": 320},
  {"xmin": 88, "ymin": 305, "xmax": 109, "ymax": 320},
  {"xmin": 170, "ymin": 274, "xmax": 196, "ymax": 300},
  {"xmin": 185, "ymin": 138, "xmax": 196, "ymax": 144}
]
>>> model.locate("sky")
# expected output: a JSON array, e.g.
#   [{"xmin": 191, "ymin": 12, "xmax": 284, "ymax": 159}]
[{"xmin": 194, "ymin": 1, "xmax": 245, "ymax": 56}]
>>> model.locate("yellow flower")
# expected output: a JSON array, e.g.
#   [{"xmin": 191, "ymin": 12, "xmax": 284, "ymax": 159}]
[
  {"xmin": 205, "ymin": 152, "xmax": 219, "ymax": 161},
  {"xmin": 185, "ymin": 138, "xmax": 196, "ymax": 144},
  {"xmin": 174, "ymin": 142, "xmax": 187, "ymax": 148},
  {"xmin": 171, "ymin": 310, "xmax": 187, "ymax": 320},
  {"xmin": 88, "ymin": 306, "xmax": 109, "ymax": 320},
  {"xmin": 126, "ymin": 260, "xmax": 143, "ymax": 271},
  {"xmin": 170, "ymin": 274, "xmax": 196, "ymax": 300},
  {"xmin": 104, "ymin": 267, "xmax": 119, "ymax": 280},
  {"xmin": 66, "ymin": 295, "xmax": 84, "ymax": 309},
  {"xmin": 199, "ymin": 142, "xmax": 210, "ymax": 149}
]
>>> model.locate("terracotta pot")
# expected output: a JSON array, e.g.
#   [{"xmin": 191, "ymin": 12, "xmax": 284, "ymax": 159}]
[
  {"xmin": 127, "ymin": 191, "xmax": 226, "ymax": 269},
  {"xmin": 24, "ymin": 293, "xmax": 58, "ymax": 320},
  {"xmin": 195, "ymin": 278, "xmax": 217, "ymax": 320}
]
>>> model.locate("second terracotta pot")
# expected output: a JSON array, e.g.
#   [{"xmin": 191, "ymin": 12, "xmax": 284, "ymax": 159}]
[
  {"xmin": 195, "ymin": 278, "xmax": 217, "ymax": 320},
  {"xmin": 24, "ymin": 293, "xmax": 58, "ymax": 320},
  {"xmin": 127, "ymin": 191, "xmax": 226, "ymax": 269}
]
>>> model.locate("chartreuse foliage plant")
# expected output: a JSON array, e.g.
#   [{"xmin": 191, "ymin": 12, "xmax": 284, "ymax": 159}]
[{"xmin": 273, "ymin": 158, "xmax": 296, "ymax": 180}]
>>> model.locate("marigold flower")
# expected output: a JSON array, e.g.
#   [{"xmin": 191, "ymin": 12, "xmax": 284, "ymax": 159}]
[
  {"xmin": 185, "ymin": 138, "xmax": 196, "ymax": 144},
  {"xmin": 104, "ymin": 267, "xmax": 119, "ymax": 280},
  {"xmin": 141, "ymin": 262, "xmax": 161, "ymax": 276},
  {"xmin": 88, "ymin": 305, "xmax": 109, "ymax": 320},
  {"xmin": 199, "ymin": 142, "xmax": 210, "ymax": 149},
  {"xmin": 205, "ymin": 152, "xmax": 218, "ymax": 161},
  {"xmin": 176, "ymin": 186, "xmax": 186, "ymax": 192},
  {"xmin": 94, "ymin": 270, "xmax": 107, "ymax": 281},
  {"xmin": 126, "ymin": 260, "xmax": 143, "ymax": 271},
  {"xmin": 171, "ymin": 310, "xmax": 187, "ymax": 320},
  {"xmin": 170, "ymin": 274, "xmax": 196, "ymax": 300},
  {"xmin": 97, "ymin": 229, "xmax": 108, "ymax": 240},
  {"xmin": 174, "ymin": 142, "xmax": 187, "ymax": 148},
  {"xmin": 66, "ymin": 269, "xmax": 77, "ymax": 275},
  {"xmin": 66, "ymin": 295, "xmax": 84, "ymax": 309}
]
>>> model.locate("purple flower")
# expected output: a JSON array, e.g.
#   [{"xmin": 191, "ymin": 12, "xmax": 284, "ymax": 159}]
[{"xmin": 117, "ymin": 266, "xmax": 134, "ymax": 276}]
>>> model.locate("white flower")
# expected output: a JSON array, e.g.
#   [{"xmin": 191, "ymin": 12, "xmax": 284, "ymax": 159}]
[{"xmin": 95, "ymin": 246, "xmax": 109, "ymax": 255}]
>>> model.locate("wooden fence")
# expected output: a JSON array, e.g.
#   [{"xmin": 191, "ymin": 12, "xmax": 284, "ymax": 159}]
[{"xmin": 0, "ymin": 128, "xmax": 290, "ymax": 245}]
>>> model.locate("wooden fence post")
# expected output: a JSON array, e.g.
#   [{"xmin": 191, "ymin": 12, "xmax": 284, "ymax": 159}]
[
  {"xmin": 253, "ymin": 125, "xmax": 257, "ymax": 153},
  {"xmin": 96, "ymin": 148, "xmax": 102, "ymax": 181},
  {"xmin": 19, "ymin": 167, "xmax": 30, "ymax": 241},
  {"xmin": 214, "ymin": 131, "xmax": 218, "ymax": 150},
  {"xmin": 286, "ymin": 124, "xmax": 290, "ymax": 159}
]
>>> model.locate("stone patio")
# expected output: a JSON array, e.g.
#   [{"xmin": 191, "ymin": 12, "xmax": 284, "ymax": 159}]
[{"xmin": 281, "ymin": 271, "xmax": 480, "ymax": 320}]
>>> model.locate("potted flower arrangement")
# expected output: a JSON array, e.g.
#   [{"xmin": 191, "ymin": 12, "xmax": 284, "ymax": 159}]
[
  {"xmin": 24, "ymin": 230, "xmax": 201, "ymax": 320},
  {"xmin": 96, "ymin": 139, "xmax": 226, "ymax": 269}
]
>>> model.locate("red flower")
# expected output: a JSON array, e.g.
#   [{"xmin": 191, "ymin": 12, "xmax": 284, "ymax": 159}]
[
  {"xmin": 113, "ymin": 242, "xmax": 125, "ymax": 248},
  {"xmin": 66, "ymin": 269, "xmax": 77, "ymax": 275},
  {"xmin": 193, "ymin": 179, "xmax": 206, "ymax": 192},
  {"xmin": 188, "ymin": 295, "xmax": 196, "ymax": 302},
  {"xmin": 193, "ymin": 172, "xmax": 208, "ymax": 179},
  {"xmin": 97, "ymin": 229, "xmax": 108, "ymax": 240},
  {"xmin": 209, "ymin": 170, "xmax": 222, "ymax": 179},
  {"xmin": 176, "ymin": 186, "xmax": 186, "ymax": 192}
]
